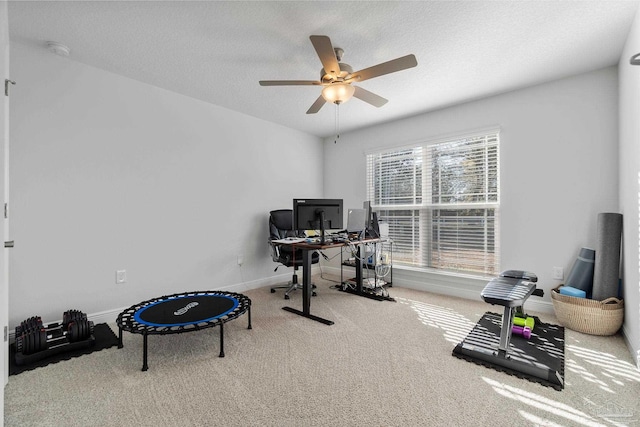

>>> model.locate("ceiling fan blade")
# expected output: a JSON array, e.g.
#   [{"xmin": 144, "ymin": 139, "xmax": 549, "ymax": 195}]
[
  {"xmin": 306, "ymin": 95, "xmax": 326, "ymax": 114},
  {"xmin": 310, "ymin": 35, "xmax": 340, "ymax": 76},
  {"xmin": 353, "ymin": 86, "xmax": 388, "ymax": 108},
  {"xmin": 259, "ymin": 80, "xmax": 321, "ymax": 86},
  {"xmin": 351, "ymin": 54, "xmax": 418, "ymax": 82}
]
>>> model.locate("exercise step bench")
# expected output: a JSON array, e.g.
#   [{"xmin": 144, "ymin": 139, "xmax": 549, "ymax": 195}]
[
  {"xmin": 453, "ymin": 270, "xmax": 563, "ymax": 389},
  {"xmin": 480, "ymin": 270, "xmax": 541, "ymax": 356}
]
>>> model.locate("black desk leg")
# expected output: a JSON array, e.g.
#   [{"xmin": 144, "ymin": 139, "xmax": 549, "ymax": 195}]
[
  {"xmin": 282, "ymin": 248, "xmax": 334, "ymax": 325},
  {"xmin": 355, "ymin": 245, "xmax": 363, "ymax": 294},
  {"xmin": 118, "ymin": 326, "xmax": 123, "ymax": 349}
]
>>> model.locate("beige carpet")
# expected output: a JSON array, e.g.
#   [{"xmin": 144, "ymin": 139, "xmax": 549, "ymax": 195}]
[{"xmin": 5, "ymin": 276, "xmax": 640, "ymax": 426}]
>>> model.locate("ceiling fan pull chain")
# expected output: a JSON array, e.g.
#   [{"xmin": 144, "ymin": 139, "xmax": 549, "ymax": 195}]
[{"xmin": 334, "ymin": 103, "xmax": 340, "ymax": 143}]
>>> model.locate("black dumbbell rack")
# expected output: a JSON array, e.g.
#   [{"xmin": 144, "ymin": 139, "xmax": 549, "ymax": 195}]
[{"xmin": 14, "ymin": 310, "xmax": 96, "ymax": 366}]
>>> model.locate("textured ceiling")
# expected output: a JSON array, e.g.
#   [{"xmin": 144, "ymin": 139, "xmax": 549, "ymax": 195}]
[{"xmin": 8, "ymin": 1, "xmax": 640, "ymax": 138}]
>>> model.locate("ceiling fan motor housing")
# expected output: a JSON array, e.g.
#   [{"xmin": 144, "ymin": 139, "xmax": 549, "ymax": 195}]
[{"xmin": 321, "ymin": 62, "xmax": 353, "ymax": 83}]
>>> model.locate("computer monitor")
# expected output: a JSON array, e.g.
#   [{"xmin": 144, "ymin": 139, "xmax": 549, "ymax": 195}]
[
  {"xmin": 363, "ymin": 200, "xmax": 380, "ymax": 238},
  {"xmin": 293, "ymin": 198, "xmax": 344, "ymax": 243},
  {"xmin": 363, "ymin": 201, "xmax": 372, "ymax": 224}
]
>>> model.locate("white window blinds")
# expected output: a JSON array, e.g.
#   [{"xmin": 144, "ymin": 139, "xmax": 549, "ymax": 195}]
[{"xmin": 366, "ymin": 132, "xmax": 500, "ymax": 275}]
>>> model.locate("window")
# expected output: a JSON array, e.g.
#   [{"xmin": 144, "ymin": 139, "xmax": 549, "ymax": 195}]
[{"xmin": 366, "ymin": 131, "xmax": 499, "ymax": 276}]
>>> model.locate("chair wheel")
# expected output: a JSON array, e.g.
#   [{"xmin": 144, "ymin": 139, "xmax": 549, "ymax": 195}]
[
  {"xmin": 284, "ymin": 295, "xmax": 290, "ymax": 300},
  {"xmin": 270, "ymin": 289, "xmax": 275, "ymax": 293},
  {"xmin": 312, "ymin": 292, "xmax": 317, "ymax": 297}
]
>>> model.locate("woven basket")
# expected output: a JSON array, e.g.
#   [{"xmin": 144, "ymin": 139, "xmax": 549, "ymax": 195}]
[{"xmin": 551, "ymin": 286, "xmax": 624, "ymax": 336}]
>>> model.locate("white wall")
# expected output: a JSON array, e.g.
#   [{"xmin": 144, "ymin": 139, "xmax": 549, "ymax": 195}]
[
  {"xmin": 8, "ymin": 41, "xmax": 323, "ymax": 327},
  {"xmin": 323, "ymin": 67, "xmax": 620, "ymax": 313},
  {"xmin": 619, "ymin": 8, "xmax": 640, "ymax": 368}
]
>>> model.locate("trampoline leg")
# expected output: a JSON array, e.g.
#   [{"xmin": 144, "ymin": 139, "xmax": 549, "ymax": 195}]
[
  {"xmin": 247, "ymin": 306, "xmax": 252, "ymax": 329},
  {"xmin": 142, "ymin": 333, "xmax": 149, "ymax": 372},
  {"xmin": 118, "ymin": 327, "xmax": 123, "ymax": 349},
  {"xmin": 219, "ymin": 323, "xmax": 225, "ymax": 358}
]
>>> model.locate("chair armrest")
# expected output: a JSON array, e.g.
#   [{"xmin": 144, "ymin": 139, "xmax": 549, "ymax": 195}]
[{"xmin": 268, "ymin": 240, "xmax": 281, "ymax": 263}]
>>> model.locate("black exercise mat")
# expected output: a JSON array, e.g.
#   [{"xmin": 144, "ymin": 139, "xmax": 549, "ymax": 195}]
[
  {"xmin": 9, "ymin": 323, "xmax": 119, "ymax": 376},
  {"xmin": 453, "ymin": 312, "xmax": 565, "ymax": 390}
]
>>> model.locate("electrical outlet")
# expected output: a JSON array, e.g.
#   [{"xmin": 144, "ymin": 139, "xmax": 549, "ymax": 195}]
[
  {"xmin": 116, "ymin": 269, "xmax": 127, "ymax": 284},
  {"xmin": 552, "ymin": 266, "xmax": 564, "ymax": 280}
]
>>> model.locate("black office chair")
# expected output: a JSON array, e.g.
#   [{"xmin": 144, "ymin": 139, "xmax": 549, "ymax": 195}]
[{"xmin": 268, "ymin": 209, "xmax": 319, "ymax": 299}]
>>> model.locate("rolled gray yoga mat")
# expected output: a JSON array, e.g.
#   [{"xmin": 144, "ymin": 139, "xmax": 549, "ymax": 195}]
[
  {"xmin": 592, "ymin": 213, "xmax": 623, "ymax": 301},
  {"xmin": 565, "ymin": 247, "xmax": 595, "ymax": 297}
]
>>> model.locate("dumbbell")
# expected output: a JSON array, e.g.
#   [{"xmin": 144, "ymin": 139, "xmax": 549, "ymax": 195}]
[
  {"xmin": 15, "ymin": 327, "xmax": 47, "ymax": 355},
  {"xmin": 15, "ymin": 311, "xmax": 93, "ymax": 355},
  {"xmin": 512, "ymin": 325, "xmax": 532, "ymax": 339},
  {"xmin": 62, "ymin": 309, "xmax": 87, "ymax": 329},
  {"xmin": 513, "ymin": 315, "xmax": 535, "ymax": 331},
  {"xmin": 17, "ymin": 318, "xmax": 93, "ymax": 355},
  {"xmin": 15, "ymin": 310, "xmax": 87, "ymax": 336}
]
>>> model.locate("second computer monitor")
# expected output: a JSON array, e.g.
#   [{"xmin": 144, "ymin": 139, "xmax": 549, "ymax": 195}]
[
  {"xmin": 293, "ymin": 199, "xmax": 343, "ymax": 241},
  {"xmin": 362, "ymin": 200, "xmax": 380, "ymax": 237}
]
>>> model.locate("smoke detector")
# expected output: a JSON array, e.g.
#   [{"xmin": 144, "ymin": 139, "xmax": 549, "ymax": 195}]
[{"xmin": 47, "ymin": 41, "xmax": 70, "ymax": 57}]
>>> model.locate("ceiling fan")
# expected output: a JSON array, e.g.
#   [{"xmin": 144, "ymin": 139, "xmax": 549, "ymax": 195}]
[{"xmin": 259, "ymin": 35, "xmax": 418, "ymax": 114}]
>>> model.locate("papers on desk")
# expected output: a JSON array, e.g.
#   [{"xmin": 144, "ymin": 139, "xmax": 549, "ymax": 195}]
[{"xmin": 272, "ymin": 237, "xmax": 307, "ymax": 244}]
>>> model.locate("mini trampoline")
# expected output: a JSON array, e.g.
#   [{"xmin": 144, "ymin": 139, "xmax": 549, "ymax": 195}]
[{"xmin": 117, "ymin": 290, "xmax": 251, "ymax": 371}]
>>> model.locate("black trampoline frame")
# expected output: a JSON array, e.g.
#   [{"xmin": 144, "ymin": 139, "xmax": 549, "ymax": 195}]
[{"xmin": 117, "ymin": 290, "xmax": 252, "ymax": 371}]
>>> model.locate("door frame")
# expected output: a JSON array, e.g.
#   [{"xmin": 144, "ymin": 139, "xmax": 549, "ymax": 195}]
[{"xmin": 1, "ymin": 2, "xmax": 11, "ymax": 424}]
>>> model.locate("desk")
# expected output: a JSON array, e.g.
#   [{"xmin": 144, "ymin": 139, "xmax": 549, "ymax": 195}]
[{"xmin": 277, "ymin": 237, "xmax": 392, "ymax": 325}]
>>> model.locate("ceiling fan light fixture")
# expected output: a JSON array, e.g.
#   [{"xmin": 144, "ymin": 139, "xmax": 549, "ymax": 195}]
[{"xmin": 322, "ymin": 82, "xmax": 355, "ymax": 104}]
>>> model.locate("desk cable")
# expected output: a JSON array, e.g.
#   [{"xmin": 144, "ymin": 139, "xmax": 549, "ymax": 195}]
[{"xmin": 318, "ymin": 250, "xmax": 345, "ymax": 287}]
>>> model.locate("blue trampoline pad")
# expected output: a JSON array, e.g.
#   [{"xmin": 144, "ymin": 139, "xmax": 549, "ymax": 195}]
[{"xmin": 134, "ymin": 295, "xmax": 238, "ymax": 327}]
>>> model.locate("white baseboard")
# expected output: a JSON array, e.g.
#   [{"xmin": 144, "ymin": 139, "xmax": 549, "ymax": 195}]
[
  {"xmin": 321, "ymin": 265, "xmax": 555, "ymax": 314},
  {"xmin": 10, "ymin": 266, "xmax": 634, "ymax": 366},
  {"xmin": 88, "ymin": 269, "xmax": 311, "ymax": 326},
  {"xmin": 8, "ymin": 269, "xmax": 310, "ymax": 343},
  {"xmin": 8, "ymin": 308, "xmax": 125, "ymax": 344},
  {"xmin": 75, "ymin": 269, "xmax": 640, "ymax": 370},
  {"xmin": 621, "ymin": 324, "xmax": 640, "ymax": 370}
]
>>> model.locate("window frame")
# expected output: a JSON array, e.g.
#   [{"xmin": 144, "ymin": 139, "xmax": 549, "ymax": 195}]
[{"xmin": 365, "ymin": 129, "xmax": 500, "ymax": 276}]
